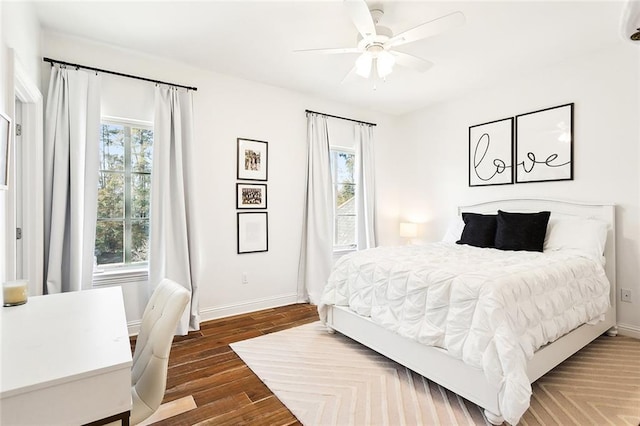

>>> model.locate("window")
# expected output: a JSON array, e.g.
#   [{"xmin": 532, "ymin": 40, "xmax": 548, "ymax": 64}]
[
  {"xmin": 94, "ymin": 119, "xmax": 153, "ymax": 275},
  {"xmin": 330, "ymin": 148, "xmax": 356, "ymax": 251}
]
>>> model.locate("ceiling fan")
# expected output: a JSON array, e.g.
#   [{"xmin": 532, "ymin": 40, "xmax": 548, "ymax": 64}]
[{"xmin": 295, "ymin": 0, "xmax": 465, "ymax": 82}]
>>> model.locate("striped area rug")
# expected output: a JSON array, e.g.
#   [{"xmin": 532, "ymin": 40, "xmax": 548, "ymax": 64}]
[{"xmin": 230, "ymin": 321, "xmax": 640, "ymax": 426}]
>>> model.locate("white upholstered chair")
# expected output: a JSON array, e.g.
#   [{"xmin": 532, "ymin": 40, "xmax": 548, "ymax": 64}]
[{"xmin": 130, "ymin": 278, "xmax": 190, "ymax": 425}]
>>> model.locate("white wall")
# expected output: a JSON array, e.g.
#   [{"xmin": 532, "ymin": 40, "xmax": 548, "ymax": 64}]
[
  {"xmin": 0, "ymin": 0, "xmax": 6, "ymax": 286},
  {"xmin": 41, "ymin": 32, "xmax": 396, "ymax": 328},
  {"xmin": 376, "ymin": 43, "xmax": 640, "ymax": 334},
  {"xmin": 2, "ymin": 2, "xmax": 41, "ymax": 86},
  {"xmin": 0, "ymin": 2, "xmax": 41, "ymax": 286}
]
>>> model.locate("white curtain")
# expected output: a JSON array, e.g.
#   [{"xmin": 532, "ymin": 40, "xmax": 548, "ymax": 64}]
[
  {"xmin": 355, "ymin": 123, "xmax": 376, "ymax": 249},
  {"xmin": 150, "ymin": 86, "xmax": 199, "ymax": 335},
  {"xmin": 297, "ymin": 113, "xmax": 333, "ymax": 304},
  {"xmin": 43, "ymin": 66, "xmax": 101, "ymax": 294},
  {"xmin": 620, "ymin": 0, "xmax": 640, "ymax": 43}
]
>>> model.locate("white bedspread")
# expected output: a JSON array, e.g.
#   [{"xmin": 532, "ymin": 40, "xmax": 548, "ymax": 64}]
[{"xmin": 319, "ymin": 242, "xmax": 610, "ymax": 424}]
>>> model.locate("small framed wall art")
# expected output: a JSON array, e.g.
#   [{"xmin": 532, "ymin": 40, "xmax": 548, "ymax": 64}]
[
  {"xmin": 0, "ymin": 112, "xmax": 11, "ymax": 190},
  {"xmin": 515, "ymin": 103, "xmax": 573, "ymax": 183},
  {"xmin": 468, "ymin": 117, "xmax": 513, "ymax": 187},
  {"xmin": 237, "ymin": 138, "xmax": 268, "ymax": 181},
  {"xmin": 236, "ymin": 183, "xmax": 267, "ymax": 209},
  {"xmin": 237, "ymin": 212, "xmax": 268, "ymax": 254}
]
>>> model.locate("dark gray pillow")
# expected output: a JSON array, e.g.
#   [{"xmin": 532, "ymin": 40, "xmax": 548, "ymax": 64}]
[
  {"xmin": 495, "ymin": 210, "xmax": 551, "ymax": 252},
  {"xmin": 456, "ymin": 213, "xmax": 497, "ymax": 248}
]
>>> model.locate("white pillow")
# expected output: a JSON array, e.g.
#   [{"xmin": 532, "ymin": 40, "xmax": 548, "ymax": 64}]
[
  {"xmin": 442, "ymin": 216, "xmax": 465, "ymax": 243},
  {"xmin": 544, "ymin": 217, "xmax": 609, "ymax": 262}
]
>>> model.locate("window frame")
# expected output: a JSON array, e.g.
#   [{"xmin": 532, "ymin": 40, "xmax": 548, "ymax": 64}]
[
  {"xmin": 93, "ymin": 116, "xmax": 153, "ymax": 285},
  {"xmin": 329, "ymin": 146, "xmax": 357, "ymax": 253}
]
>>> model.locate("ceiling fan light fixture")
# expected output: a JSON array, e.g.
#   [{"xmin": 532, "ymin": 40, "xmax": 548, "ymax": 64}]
[
  {"xmin": 376, "ymin": 50, "xmax": 395, "ymax": 78},
  {"xmin": 295, "ymin": 0, "xmax": 465, "ymax": 83},
  {"xmin": 355, "ymin": 52, "xmax": 373, "ymax": 78}
]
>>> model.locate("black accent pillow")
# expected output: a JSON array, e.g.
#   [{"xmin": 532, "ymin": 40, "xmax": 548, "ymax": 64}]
[
  {"xmin": 495, "ymin": 210, "xmax": 551, "ymax": 252},
  {"xmin": 456, "ymin": 213, "xmax": 497, "ymax": 248}
]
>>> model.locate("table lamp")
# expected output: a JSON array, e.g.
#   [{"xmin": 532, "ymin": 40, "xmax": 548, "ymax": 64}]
[{"xmin": 399, "ymin": 222, "xmax": 418, "ymax": 244}]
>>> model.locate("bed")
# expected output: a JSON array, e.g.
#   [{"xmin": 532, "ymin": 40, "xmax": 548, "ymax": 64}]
[{"xmin": 319, "ymin": 199, "xmax": 617, "ymax": 425}]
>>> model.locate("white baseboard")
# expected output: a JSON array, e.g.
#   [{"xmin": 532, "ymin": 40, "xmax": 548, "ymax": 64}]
[
  {"xmin": 128, "ymin": 320, "xmax": 142, "ymax": 336},
  {"xmin": 617, "ymin": 323, "xmax": 640, "ymax": 340},
  {"xmin": 127, "ymin": 292, "xmax": 301, "ymax": 336},
  {"xmin": 199, "ymin": 293, "xmax": 300, "ymax": 323}
]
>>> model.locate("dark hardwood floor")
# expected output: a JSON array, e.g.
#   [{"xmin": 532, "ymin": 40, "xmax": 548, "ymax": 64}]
[{"xmin": 132, "ymin": 303, "xmax": 320, "ymax": 426}]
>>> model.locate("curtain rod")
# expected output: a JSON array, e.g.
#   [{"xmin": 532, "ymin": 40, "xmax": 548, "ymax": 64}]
[
  {"xmin": 43, "ymin": 57, "xmax": 198, "ymax": 92},
  {"xmin": 305, "ymin": 109, "xmax": 376, "ymax": 127}
]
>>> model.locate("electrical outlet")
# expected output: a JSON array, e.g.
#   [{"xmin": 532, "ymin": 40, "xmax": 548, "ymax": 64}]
[
  {"xmin": 621, "ymin": 288, "xmax": 632, "ymax": 303},
  {"xmin": 242, "ymin": 272, "xmax": 248, "ymax": 285}
]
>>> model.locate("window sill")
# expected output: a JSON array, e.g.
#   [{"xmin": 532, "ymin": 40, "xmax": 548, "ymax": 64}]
[
  {"xmin": 333, "ymin": 247, "xmax": 356, "ymax": 254},
  {"xmin": 333, "ymin": 247, "xmax": 356, "ymax": 261},
  {"xmin": 92, "ymin": 266, "xmax": 149, "ymax": 286}
]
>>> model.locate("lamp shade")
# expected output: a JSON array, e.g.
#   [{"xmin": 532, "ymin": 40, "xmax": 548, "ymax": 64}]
[
  {"xmin": 355, "ymin": 52, "xmax": 372, "ymax": 78},
  {"xmin": 376, "ymin": 51, "xmax": 395, "ymax": 78},
  {"xmin": 399, "ymin": 222, "xmax": 418, "ymax": 238}
]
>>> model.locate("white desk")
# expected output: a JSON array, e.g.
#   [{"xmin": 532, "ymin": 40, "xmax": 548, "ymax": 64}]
[{"xmin": 1, "ymin": 287, "xmax": 133, "ymax": 425}]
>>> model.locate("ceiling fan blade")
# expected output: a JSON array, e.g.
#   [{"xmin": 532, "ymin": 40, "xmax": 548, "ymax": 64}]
[
  {"xmin": 385, "ymin": 11, "xmax": 465, "ymax": 48},
  {"xmin": 293, "ymin": 47, "xmax": 360, "ymax": 55},
  {"xmin": 344, "ymin": 0, "xmax": 377, "ymax": 39},
  {"xmin": 392, "ymin": 52, "xmax": 434, "ymax": 72}
]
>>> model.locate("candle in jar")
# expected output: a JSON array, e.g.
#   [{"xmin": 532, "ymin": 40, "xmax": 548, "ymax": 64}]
[{"xmin": 3, "ymin": 280, "xmax": 28, "ymax": 306}]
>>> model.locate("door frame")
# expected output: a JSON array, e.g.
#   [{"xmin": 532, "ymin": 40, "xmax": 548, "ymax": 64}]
[{"xmin": 8, "ymin": 50, "xmax": 44, "ymax": 296}]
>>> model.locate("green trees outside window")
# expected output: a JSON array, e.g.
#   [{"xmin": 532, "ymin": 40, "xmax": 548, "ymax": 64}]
[
  {"xmin": 330, "ymin": 149, "xmax": 356, "ymax": 249},
  {"xmin": 95, "ymin": 122, "xmax": 153, "ymax": 266}
]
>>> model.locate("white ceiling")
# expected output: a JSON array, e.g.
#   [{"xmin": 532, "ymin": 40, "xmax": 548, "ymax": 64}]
[{"xmin": 34, "ymin": 1, "xmax": 625, "ymax": 115}]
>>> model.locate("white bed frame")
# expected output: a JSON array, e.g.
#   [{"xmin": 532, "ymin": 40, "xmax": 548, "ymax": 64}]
[{"xmin": 323, "ymin": 199, "xmax": 617, "ymax": 424}]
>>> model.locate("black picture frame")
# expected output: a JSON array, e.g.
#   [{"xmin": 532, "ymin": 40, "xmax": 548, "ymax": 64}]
[
  {"xmin": 236, "ymin": 183, "xmax": 267, "ymax": 209},
  {"xmin": 515, "ymin": 103, "xmax": 574, "ymax": 183},
  {"xmin": 237, "ymin": 138, "xmax": 268, "ymax": 181},
  {"xmin": 0, "ymin": 112, "xmax": 11, "ymax": 190},
  {"xmin": 468, "ymin": 117, "xmax": 514, "ymax": 187},
  {"xmin": 237, "ymin": 212, "xmax": 268, "ymax": 254}
]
